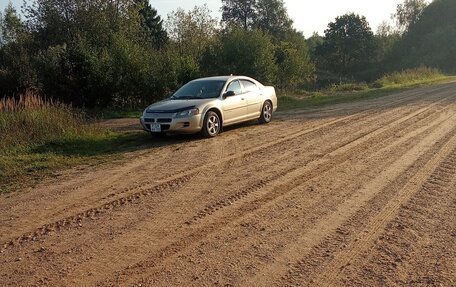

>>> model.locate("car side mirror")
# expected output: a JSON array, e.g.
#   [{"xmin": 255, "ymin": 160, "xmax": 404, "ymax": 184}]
[{"xmin": 223, "ymin": 90, "xmax": 235, "ymax": 99}]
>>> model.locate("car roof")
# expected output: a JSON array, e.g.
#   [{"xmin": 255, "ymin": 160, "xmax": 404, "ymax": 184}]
[{"xmin": 192, "ymin": 75, "xmax": 256, "ymax": 83}]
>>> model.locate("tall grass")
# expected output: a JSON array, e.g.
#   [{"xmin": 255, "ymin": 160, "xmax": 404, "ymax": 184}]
[
  {"xmin": 376, "ymin": 66, "xmax": 444, "ymax": 87},
  {"xmin": 0, "ymin": 90, "xmax": 91, "ymax": 151},
  {"xmin": 0, "ymin": 91, "xmax": 108, "ymax": 192}
]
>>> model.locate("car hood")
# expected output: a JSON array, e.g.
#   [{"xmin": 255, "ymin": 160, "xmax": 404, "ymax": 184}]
[{"xmin": 145, "ymin": 98, "xmax": 215, "ymax": 113}]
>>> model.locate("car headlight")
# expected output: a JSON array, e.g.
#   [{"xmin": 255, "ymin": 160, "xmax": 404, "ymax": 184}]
[{"xmin": 174, "ymin": 108, "xmax": 199, "ymax": 118}]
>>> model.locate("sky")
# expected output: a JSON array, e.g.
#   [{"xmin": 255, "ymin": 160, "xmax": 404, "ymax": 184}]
[{"xmin": 1, "ymin": 0, "xmax": 406, "ymax": 37}]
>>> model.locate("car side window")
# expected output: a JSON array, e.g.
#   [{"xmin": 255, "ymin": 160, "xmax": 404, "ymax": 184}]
[
  {"xmin": 226, "ymin": 80, "xmax": 242, "ymax": 95},
  {"xmin": 240, "ymin": 80, "xmax": 258, "ymax": 93}
]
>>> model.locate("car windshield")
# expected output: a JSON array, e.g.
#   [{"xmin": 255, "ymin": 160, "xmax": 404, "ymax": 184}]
[{"xmin": 171, "ymin": 80, "xmax": 226, "ymax": 99}]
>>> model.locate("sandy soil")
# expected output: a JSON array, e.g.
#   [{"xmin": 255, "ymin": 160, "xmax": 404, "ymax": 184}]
[{"xmin": 1, "ymin": 83, "xmax": 455, "ymax": 286}]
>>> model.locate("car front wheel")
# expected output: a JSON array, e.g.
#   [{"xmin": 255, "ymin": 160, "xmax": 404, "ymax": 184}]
[
  {"xmin": 201, "ymin": 111, "xmax": 221, "ymax": 138},
  {"xmin": 259, "ymin": 101, "xmax": 272, "ymax": 124}
]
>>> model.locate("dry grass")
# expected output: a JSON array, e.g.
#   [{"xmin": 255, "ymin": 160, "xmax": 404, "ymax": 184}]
[
  {"xmin": 0, "ymin": 91, "xmax": 160, "ymax": 193},
  {"xmin": 0, "ymin": 90, "xmax": 90, "ymax": 150},
  {"xmin": 375, "ymin": 66, "xmax": 444, "ymax": 87}
]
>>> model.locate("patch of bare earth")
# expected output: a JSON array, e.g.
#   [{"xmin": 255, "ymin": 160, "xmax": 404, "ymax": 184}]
[{"xmin": 0, "ymin": 83, "xmax": 455, "ymax": 286}]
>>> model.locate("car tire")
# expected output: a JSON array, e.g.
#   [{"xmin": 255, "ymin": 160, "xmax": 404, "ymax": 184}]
[
  {"xmin": 201, "ymin": 111, "xmax": 221, "ymax": 138},
  {"xmin": 259, "ymin": 101, "xmax": 272, "ymax": 124}
]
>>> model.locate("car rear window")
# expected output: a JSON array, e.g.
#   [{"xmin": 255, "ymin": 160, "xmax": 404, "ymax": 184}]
[{"xmin": 241, "ymin": 80, "xmax": 258, "ymax": 93}]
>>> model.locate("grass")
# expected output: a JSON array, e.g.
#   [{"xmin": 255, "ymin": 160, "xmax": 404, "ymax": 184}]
[
  {"xmin": 329, "ymin": 82, "xmax": 369, "ymax": 92},
  {"xmin": 375, "ymin": 66, "xmax": 443, "ymax": 87},
  {"xmin": 95, "ymin": 109, "xmax": 142, "ymax": 119},
  {"xmin": 0, "ymin": 131, "xmax": 165, "ymax": 193},
  {"xmin": 0, "ymin": 92, "xmax": 88, "ymax": 150},
  {"xmin": 279, "ymin": 68, "xmax": 455, "ymax": 111},
  {"xmin": 0, "ymin": 92, "xmax": 161, "ymax": 193}
]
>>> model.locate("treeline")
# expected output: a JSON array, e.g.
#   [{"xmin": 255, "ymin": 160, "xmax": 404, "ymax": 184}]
[{"xmin": 0, "ymin": 0, "xmax": 454, "ymax": 108}]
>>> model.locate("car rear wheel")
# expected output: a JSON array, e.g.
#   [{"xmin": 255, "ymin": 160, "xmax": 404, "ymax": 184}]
[
  {"xmin": 202, "ymin": 111, "xmax": 221, "ymax": 138},
  {"xmin": 259, "ymin": 101, "xmax": 272, "ymax": 124}
]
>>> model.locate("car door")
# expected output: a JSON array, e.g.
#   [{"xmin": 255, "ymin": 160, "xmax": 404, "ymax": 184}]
[
  {"xmin": 241, "ymin": 80, "xmax": 263, "ymax": 118},
  {"xmin": 222, "ymin": 80, "xmax": 248, "ymax": 125}
]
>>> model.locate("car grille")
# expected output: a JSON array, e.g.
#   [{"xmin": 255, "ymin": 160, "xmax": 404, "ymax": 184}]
[{"xmin": 144, "ymin": 118, "xmax": 172, "ymax": 123}]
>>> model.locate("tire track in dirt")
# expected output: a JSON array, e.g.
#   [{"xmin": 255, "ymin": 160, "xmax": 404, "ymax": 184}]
[
  {"xmin": 340, "ymin": 156, "xmax": 456, "ymax": 286},
  {"xmin": 279, "ymin": 82, "xmax": 455, "ymax": 120},
  {"xmin": 311, "ymin": 139, "xmax": 456, "ymax": 287},
  {"xmin": 15, "ymin": 99, "xmax": 444, "ymax": 286},
  {"xmin": 0, "ymin": 116, "xmax": 354, "ymax": 250},
  {"xmin": 103, "ymin": 98, "xmax": 454, "ymax": 286},
  {"xmin": 2, "ymin": 93, "xmax": 436, "ymax": 251},
  {"xmin": 239, "ymin": 104, "xmax": 448, "ymax": 283},
  {"xmin": 184, "ymin": 97, "xmax": 451, "ymax": 225},
  {"xmin": 137, "ymin": 105, "xmax": 455, "ymax": 287},
  {"xmin": 0, "ymin": 102, "xmax": 435, "ymax": 286},
  {"xmin": 273, "ymin": 115, "xmax": 456, "ymax": 287}
]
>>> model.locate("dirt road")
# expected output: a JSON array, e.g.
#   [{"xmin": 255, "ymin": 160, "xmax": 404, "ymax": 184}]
[{"xmin": 1, "ymin": 83, "xmax": 455, "ymax": 286}]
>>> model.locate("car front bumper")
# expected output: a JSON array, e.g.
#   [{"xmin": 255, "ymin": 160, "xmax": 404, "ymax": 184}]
[{"xmin": 140, "ymin": 113, "xmax": 203, "ymax": 134}]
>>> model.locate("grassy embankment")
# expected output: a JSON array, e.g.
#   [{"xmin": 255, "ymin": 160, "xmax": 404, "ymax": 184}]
[
  {"xmin": 1, "ymin": 67, "xmax": 454, "ymax": 193},
  {"xmin": 279, "ymin": 67, "xmax": 456, "ymax": 110}
]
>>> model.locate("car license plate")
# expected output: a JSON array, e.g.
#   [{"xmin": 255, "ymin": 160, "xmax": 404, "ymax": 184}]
[{"xmin": 150, "ymin": 123, "xmax": 161, "ymax": 132}]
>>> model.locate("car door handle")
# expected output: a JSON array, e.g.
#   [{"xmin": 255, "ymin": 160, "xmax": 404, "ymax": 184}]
[{"xmin": 241, "ymin": 98, "xmax": 245, "ymax": 100}]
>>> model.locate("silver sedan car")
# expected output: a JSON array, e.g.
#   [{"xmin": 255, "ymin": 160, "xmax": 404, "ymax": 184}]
[{"xmin": 140, "ymin": 75, "xmax": 277, "ymax": 137}]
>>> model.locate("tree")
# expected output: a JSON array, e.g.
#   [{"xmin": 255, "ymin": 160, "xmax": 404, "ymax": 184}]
[
  {"xmin": 375, "ymin": 21, "xmax": 400, "ymax": 74},
  {"xmin": 23, "ymin": 0, "xmax": 144, "ymax": 48},
  {"xmin": 203, "ymin": 28, "xmax": 277, "ymax": 83},
  {"xmin": 255, "ymin": 0, "xmax": 293, "ymax": 38},
  {"xmin": 393, "ymin": 0, "xmax": 428, "ymax": 33},
  {"xmin": 221, "ymin": 0, "xmax": 256, "ymax": 30},
  {"xmin": 275, "ymin": 31, "xmax": 315, "ymax": 88},
  {"xmin": 1, "ymin": 3, "xmax": 26, "ymax": 44},
  {"xmin": 0, "ymin": 3, "xmax": 37, "ymax": 95},
  {"xmin": 306, "ymin": 32, "xmax": 324, "ymax": 60},
  {"xmin": 389, "ymin": 0, "xmax": 456, "ymax": 73},
  {"xmin": 166, "ymin": 5, "xmax": 218, "ymax": 60},
  {"xmin": 165, "ymin": 5, "xmax": 219, "ymax": 85},
  {"xmin": 0, "ymin": 11, "xmax": 3, "ymax": 46},
  {"xmin": 376, "ymin": 21, "xmax": 396, "ymax": 37},
  {"xmin": 14, "ymin": 0, "xmax": 177, "ymax": 107},
  {"xmin": 134, "ymin": 0, "xmax": 167, "ymax": 49},
  {"xmin": 315, "ymin": 13, "xmax": 376, "ymax": 81}
]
